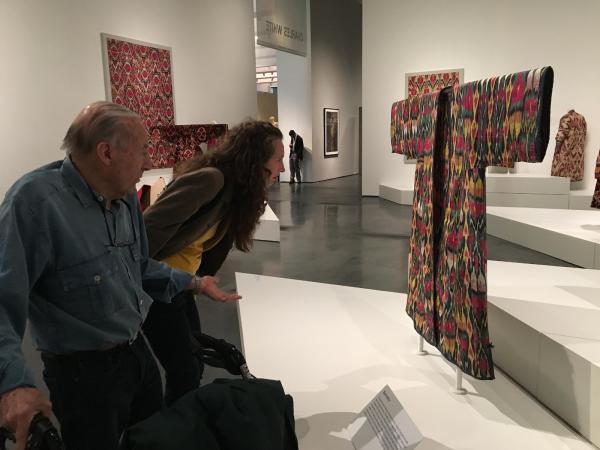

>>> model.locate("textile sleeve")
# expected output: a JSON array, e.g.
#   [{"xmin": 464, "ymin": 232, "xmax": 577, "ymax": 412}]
[
  {"xmin": 390, "ymin": 91, "xmax": 441, "ymax": 159},
  {"xmin": 143, "ymin": 168, "xmax": 224, "ymax": 258},
  {"xmin": 555, "ymin": 114, "xmax": 569, "ymax": 146}
]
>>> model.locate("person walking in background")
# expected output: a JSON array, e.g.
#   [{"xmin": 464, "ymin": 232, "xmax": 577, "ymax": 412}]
[
  {"xmin": 288, "ymin": 130, "xmax": 304, "ymax": 184},
  {"xmin": 142, "ymin": 120, "xmax": 285, "ymax": 404}
]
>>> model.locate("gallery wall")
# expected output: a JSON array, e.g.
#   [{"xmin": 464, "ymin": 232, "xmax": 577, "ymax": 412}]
[
  {"xmin": 277, "ymin": 47, "xmax": 313, "ymax": 182},
  {"xmin": 310, "ymin": 0, "xmax": 362, "ymax": 181},
  {"xmin": 257, "ymin": 92, "xmax": 278, "ymax": 122},
  {"xmin": 362, "ymin": 0, "xmax": 600, "ymax": 195},
  {"xmin": 0, "ymin": 0, "xmax": 257, "ymax": 197},
  {"xmin": 276, "ymin": 0, "xmax": 361, "ymax": 183}
]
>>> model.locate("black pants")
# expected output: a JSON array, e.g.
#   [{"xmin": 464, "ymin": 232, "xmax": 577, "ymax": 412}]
[
  {"xmin": 143, "ymin": 231, "xmax": 234, "ymax": 405},
  {"xmin": 289, "ymin": 157, "xmax": 301, "ymax": 182},
  {"xmin": 41, "ymin": 335, "xmax": 162, "ymax": 450}
]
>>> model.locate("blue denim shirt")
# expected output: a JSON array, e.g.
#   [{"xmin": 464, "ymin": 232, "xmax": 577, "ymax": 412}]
[{"xmin": 0, "ymin": 158, "xmax": 192, "ymax": 395}]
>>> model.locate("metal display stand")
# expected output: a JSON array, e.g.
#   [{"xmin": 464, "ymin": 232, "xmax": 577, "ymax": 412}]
[{"xmin": 417, "ymin": 336, "xmax": 467, "ymax": 395}]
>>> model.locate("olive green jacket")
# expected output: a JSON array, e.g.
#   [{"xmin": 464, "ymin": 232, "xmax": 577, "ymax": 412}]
[{"xmin": 143, "ymin": 167, "xmax": 232, "ymax": 260}]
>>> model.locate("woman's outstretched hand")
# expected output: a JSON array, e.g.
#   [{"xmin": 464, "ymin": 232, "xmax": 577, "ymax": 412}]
[{"xmin": 188, "ymin": 275, "xmax": 242, "ymax": 302}]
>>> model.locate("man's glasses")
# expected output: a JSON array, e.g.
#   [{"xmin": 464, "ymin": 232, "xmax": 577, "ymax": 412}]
[{"xmin": 101, "ymin": 199, "xmax": 137, "ymax": 248}]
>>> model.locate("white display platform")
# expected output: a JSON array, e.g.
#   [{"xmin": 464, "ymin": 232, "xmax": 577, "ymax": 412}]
[
  {"xmin": 486, "ymin": 173, "xmax": 569, "ymax": 194},
  {"xmin": 253, "ymin": 203, "xmax": 280, "ymax": 242},
  {"xmin": 488, "ymin": 260, "xmax": 600, "ymax": 447},
  {"xmin": 569, "ymin": 191, "xmax": 596, "ymax": 211},
  {"xmin": 236, "ymin": 273, "xmax": 593, "ymax": 450},
  {"xmin": 380, "ymin": 174, "xmax": 571, "ymax": 208},
  {"xmin": 487, "ymin": 206, "xmax": 600, "ymax": 269},
  {"xmin": 379, "ymin": 183, "xmax": 413, "ymax": 205},
  {"xmin": 137, "ymin": 168, "xmax": 174, "ymax": 189}
]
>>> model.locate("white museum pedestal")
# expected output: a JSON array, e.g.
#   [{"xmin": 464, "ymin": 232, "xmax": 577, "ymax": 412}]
[
  {"xmin": 253, "ymin": 204, "xmax": 280, "ymax": 242},
  {"xmin": 569, "ymin": 191, "xmax": 596, "ymax": 211},
  {"xmin": 486, "ymin": 173, "xmax": 570, "ymax": 208},
  {"xmin": 380, "ymin": 173, "xmax": 571, "ymax": 208},
  {"xmin": 236, "ymin": 272, "xmax": 594, "ymax": 450},
  {"xmin": 488, "ymin": 260, "xmax": 600, "ymax": 447},
  {"xmin": 487, "ymin": 206, "xmax": 600, "ymax": 268},
  {"xmin": 137, "ymin": 168, "xmax": 174, "ymax": 188},
  {"xmin": 379, "ymin": 183, "xmax": 414, "ymax": 205}
]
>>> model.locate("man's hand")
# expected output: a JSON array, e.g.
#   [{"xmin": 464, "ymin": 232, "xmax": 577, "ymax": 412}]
[
  {"xmin": 0, "ymin": 387, "xmax": 52, "ymax": 450},
  {"xmin": 188, "ymin": 275, "xmax": 241, "ymax": 302}
]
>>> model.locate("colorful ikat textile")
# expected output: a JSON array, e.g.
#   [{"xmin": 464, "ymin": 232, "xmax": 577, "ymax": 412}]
[
  {"xmin": 551, "ymin": 110, "xmax": 587, "ymax": 182},
  {"xmin": 103, "ymin": 35, "xmax": 175, "ymax": 130},
  {"xmin": 149, "ymin": 124, "xmax": 228, "ymax": 169},
  {"xmin": 592, "ymin": 150, "xmax": 600, "ymax": 208},
  {"xmin": 406, "ymin": 69, "xmax": 462, "ymax": 97},
  {"xmin": 391, "ymin": 67, "xmax": 554, "ymax": 380}
]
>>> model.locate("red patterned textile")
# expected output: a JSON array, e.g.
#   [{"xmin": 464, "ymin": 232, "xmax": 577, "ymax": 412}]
[
  {"xmin": 406, "ymin": 70, "xmax": 461, "ymax": 97},
  {"xmin": 391, "ymin": 67, "xmax": 554, "ymax": 380},
  {"xmin": 105, "ymin": 36, "xmax": 175, "ymax": 129},
  {"xmin": 149, "ymin": 125, "xmax": 228, "ymax": 169},
  {"xmin": 551, "ymin": 110, "xmax": 587, "ymax": 181},
  {"xmin": 592, "ymin": 150, "xmax": 600, "ymax": 208}
]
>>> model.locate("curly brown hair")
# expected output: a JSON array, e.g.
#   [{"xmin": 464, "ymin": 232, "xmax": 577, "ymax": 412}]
[{"xmin": 173, "ymin": 120, "xmax": 283, "ymax": 252}]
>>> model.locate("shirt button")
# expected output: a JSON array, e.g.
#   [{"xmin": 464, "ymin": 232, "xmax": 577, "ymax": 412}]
[
  {"xmin": 98, "ymin": 195, "xmax": 104, "ymax": 202},
  {"xmin": 94, "ymin": 275, "xmax": 102, "ymax": 284}
]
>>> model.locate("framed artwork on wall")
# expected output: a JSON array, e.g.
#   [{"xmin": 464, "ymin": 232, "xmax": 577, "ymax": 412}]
[
  {"xmin": 324, "ymin": 108, "xmax": 339, "ymax": 158},
  {"xmin": 101, "ymin": 33, "xmax": 176, "ymax": 130}
]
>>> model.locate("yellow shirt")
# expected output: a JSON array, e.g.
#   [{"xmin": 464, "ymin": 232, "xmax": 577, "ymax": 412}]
[{"xmin": 161, "ymin": 220, "xmax": 221, "ymax": 274}]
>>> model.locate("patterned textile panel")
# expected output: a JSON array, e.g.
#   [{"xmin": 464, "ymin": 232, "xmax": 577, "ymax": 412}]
[
  {"xmin": 551, "ymin": 110, "xmax": 587, "ymax": 182},
  {"xmin": 592, "ymin": 150, "xmax": 600, "ymax": 208},
  {"xmin": 407, "ymin": 71, "xmax": 461, "ymax": 97},
  {"xmin": 149, "ymin": 124, "xmax": 228, "ymax": 169},
  {"xmin": 105, "ymin": 37, "xmax": 175, "ymax": 129},
  {"xmin": 453, "ymin": 68, "xmax": 552, "ymax": 168},
  {"xmin": 390, "ymin": 91, "xmax": 440, "ymax": 158},
  {"xmin": 390, "ymin": 67, "xmax": 554, "ymax": 380}
]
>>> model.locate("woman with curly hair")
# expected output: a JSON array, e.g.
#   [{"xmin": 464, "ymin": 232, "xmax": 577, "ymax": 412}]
[{"xmin": 142, "ymin": 120, "xmax": 284, "ymax": 404}]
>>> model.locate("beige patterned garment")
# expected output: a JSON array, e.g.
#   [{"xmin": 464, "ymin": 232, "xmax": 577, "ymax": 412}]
[{"xmin": 551, "ymin": 110, "xmax": 587, "ymax": 181}]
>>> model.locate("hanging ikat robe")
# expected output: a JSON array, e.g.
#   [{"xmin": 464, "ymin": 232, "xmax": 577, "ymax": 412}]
[
  {"xmin": 390, "ymin": 67, "xmax": 554, "ymax": 380},
  {"xmin": 592, "ymin": 150, "xmax": 600, "ymax": 209}
]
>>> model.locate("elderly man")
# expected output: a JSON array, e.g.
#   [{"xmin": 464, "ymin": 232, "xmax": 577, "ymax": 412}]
[{"xmin": 0, "ymin": 101, "xmax": 240, "ymax": 450}]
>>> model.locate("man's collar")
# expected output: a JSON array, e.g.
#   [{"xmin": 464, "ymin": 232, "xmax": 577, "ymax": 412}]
[{"xmin": 60, "ymin": 157, "xmax": 105, "ymax": 208}]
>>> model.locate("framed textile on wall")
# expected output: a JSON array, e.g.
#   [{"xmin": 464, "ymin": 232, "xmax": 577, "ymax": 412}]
[
  {"xmin": 403, "ymin": 69, "xmax": 463, "ymax": 163},
  {"xmin": 149, "ymin": 124, "xmax": 228, "ymax": 169},
  {"xmin": 324, "ymin": 108, "xmax": 339, "ymax": 158},
  {"xmin": 101, "ymin": 33, "xmax": 176, "ymax": 131},
  {"xmin": 405, "ymin": 68, "xmax": 463, "ymax": 98}
]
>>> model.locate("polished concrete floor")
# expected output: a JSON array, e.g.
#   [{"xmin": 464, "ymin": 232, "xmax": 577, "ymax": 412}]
[{"xmin": 198, "ymin": 174, "xmax": 575, "ymax": 381}]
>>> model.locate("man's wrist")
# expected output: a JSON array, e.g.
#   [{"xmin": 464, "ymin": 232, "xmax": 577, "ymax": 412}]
[{"xmin": 190, "ymin": 275, "xmax": 204, "ymax": 293}]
